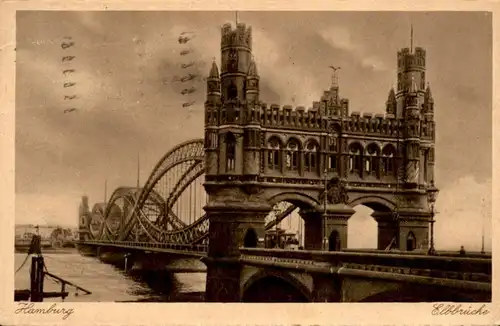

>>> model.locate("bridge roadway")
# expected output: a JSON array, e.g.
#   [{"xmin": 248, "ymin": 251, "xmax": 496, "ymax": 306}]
[{"xmin": 77, "ymin": 240, "xmax": 491, "ymax": 302}]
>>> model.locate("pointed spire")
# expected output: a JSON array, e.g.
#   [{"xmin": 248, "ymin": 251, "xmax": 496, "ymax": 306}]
[
  {"xmin": 410, "ymin": 24, "xmax": 414, "ymax": 53},
  {"xmin": 387, "ymin": 87, "xmax": 396, "ymax": 102},
  {"xmin": 209, "ymin": 58, "xmax": 219, "ymax": 79},
  {"xmin": 247, "ymin": 59, "xmax": 258, "ymax": 77},
  {"xmin": 426, "ymin": 82, "xmax": 434, "ymax": 102}
]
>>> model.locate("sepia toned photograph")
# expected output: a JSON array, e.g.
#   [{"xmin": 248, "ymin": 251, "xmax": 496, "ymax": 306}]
[{"xmin": 12, "ymin": 10, "xmax": 492, "ymax": 305}]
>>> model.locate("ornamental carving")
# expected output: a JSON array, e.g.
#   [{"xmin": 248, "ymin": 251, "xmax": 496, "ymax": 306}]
[{"xmin": 319, "ymin": 176, "xmax": 349, "ymax": 204}]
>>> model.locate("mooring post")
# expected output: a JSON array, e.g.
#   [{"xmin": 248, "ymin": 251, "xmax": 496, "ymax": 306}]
[
  {"xmin": 124, "ymin": 254, "xmax": 129, "ymax": 272},
  {"xmin": 30, "ymin": 256, "xmax": 44, "ymax": 302}
]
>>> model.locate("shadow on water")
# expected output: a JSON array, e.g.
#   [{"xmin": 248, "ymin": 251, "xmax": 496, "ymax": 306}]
[{"xmin": 117, "ymin": 267, "xmax": 206, "ymax": 302}]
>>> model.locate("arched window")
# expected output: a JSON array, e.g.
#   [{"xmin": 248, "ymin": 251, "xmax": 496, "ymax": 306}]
[
  {"xmin": 328, "ymin": 134, "xmax": 338, "ymax": 171},
  {"xmin": 349, "ymin": 143, "xmax": 363, "ymax": 175},
  {"xmin": 328, "ymin": 230, "xmax": 341, "ymax": 251},
  {"xmin": 304, "ymin": 141, "xmax": 318, "ymax": 172},
  {"xmin": 285, "ymin": 139, "xmax": 300, "ymax": 171},
  {"xmin": 423, "ymin": 149, "xmax": 429, "ymax": 182},
  {"xmin": 366, "ymin": 143, "xmax": 380, "ymax": 176},
  {"xmin": 267, "ymin": 137, "xmax": 281, "ymax": 171},
  {"xmin": 382, "ymin": 144, "xmax": 396, "ymax": 175},
  {"xmin": 226, "ymin": 132, "xmax": 236, "ymax": 171},
  {"xmin": 228, "ymin": 82, "xmax": 237, "ymax": 100},
  {"xmin": 244, "ymin": 228, "xmax": 258, "ymax": 248},
  {"xmin": 406, "ymin": 232, "xmax": 416, "ymax": 251}
]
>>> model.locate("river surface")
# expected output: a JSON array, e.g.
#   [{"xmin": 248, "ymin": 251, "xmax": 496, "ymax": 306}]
[{"xmin": 14, "ymin": 251, "xmax": 206, "ymax": 302}]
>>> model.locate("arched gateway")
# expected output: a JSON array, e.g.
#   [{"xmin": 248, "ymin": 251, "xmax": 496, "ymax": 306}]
[{"xmin": 203, "ymin": 21, "xmax": 438, "ymax": 302}]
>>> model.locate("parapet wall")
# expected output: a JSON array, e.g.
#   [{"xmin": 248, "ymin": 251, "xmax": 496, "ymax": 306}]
[
  {"xmin": 221, "ymin": 23, "xmax": 252, "ymax": 50},
  {"xmin": 259, "ymin": 103, "xmax": 404, "ymax": 137},
  {"xmin": 205, "ymin": 99, "xmax": 434, "ymax": 140}
]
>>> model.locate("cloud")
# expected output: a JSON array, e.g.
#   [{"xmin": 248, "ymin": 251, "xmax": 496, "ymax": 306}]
[
  {"xmin": 14, "ymin": 11, "xmax": 491, "ymax": 252},
  {"xmin": 319, "ymin": 26, "xmax": 388, "ymax": 72},
  {"xmin": 434, "ymin": 176, "xmax": 491, "ymax": 251},
  {"xmin": 16, "ymin": 193, "xmax": 82, "ymax": 227},
  {"xmin": 344, "ymin": 176, "xmax": 492, "ymax": 252},
  {"xmin": 252, "ymin": 28, "xmax": 324, "ymax": 107}
]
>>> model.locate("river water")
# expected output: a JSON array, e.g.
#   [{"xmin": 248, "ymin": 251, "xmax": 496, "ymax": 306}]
[{"xmin": 14, "ymin": 251, "xmax": 206, "ymax": 302}]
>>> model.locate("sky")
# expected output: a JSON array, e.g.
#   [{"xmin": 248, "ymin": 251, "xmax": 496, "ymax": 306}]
[{"xmin": 15, "ymin": 11, "xmax": 492, "ymax": 251}]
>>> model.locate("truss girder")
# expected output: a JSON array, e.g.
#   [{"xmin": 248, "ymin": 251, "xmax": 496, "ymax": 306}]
[{"xmin": 85, "ymin": 138, "xmax": 300, "ymax": 248}]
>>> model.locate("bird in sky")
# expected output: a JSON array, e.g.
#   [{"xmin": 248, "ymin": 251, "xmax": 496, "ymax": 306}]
[
  {"xmin": 328, "ymin": 65, "xmax": 341, "ymax": 71},
  {"xmin": 180, "ymin": 49, "xmax": 192, "ymax": 56},
  {"xmin": 63, "ymin": 108, "xmax": 77, "ymax": 113},
  {"xmin": 64, "ymin": 95, "xmax": 77, "ymax": 100},
  {"xmin": 63, "ymin": 82, "xmax": 76, "ymax": 88}
]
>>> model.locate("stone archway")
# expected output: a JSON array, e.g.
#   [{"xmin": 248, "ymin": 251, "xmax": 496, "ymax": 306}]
[
  {"xmin": 242, "ymin": 271, "xmax": 311, "ymax": 302},
  {"xmin": 348, "ymin": 196, "xmax": 398, "ymax": 251}
]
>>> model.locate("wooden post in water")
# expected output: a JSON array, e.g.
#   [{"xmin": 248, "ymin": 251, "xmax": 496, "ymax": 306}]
[{"xmin": 30, "ymin": 256, "xmax": 44, "ymax": 302}]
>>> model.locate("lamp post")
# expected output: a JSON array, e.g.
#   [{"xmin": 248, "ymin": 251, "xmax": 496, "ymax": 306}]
[
  {"xmin": 427, "ymin": 181, "xmax": 439, "ymax": 255},
  {"xmin": 322, "ymin": 168, "xmax": 328, "ymax": 251},
  {"xmin": 273, "ymin": 206, "xmax": 281, "ymax": 249}
]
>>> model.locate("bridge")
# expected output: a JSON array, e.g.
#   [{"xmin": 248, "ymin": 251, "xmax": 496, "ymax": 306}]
[{"xmin": 77, "ymin": 21, "xmax": 491, "ymax": 302}]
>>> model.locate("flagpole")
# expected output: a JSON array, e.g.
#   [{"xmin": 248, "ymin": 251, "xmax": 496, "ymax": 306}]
[
  {"xmin": 104, "ymin": 179, "xmax": 107, "ymax": 206},
  {"xmin": 136, "ymin": 152, "xmax": 140, "ymax": 189}
]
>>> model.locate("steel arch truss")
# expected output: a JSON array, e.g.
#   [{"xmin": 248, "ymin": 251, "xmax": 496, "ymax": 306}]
[{"xmin": 87, "ymin": 138, "xmax": 300, "ymax": 247}]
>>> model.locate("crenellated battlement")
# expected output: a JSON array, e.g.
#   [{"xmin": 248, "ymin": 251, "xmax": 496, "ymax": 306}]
[
  {"xmin": 344, "ymin": 111, "xmax": 403, "ymax": 136},
  {"xmin": 398, "ymin": 47, "xmax": 426, "ymax": 71},
  {"xmin": 221, "ymin": 23, "xmax": 252, "ymax": 50}
]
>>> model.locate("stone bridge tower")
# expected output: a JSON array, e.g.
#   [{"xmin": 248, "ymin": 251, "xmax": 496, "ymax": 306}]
[{"xmin": 203, "ymin": 21, "xmax": 437, "ymax": 302}]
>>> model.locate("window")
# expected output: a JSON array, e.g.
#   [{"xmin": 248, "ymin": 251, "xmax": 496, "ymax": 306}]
[
  {"xmin": 228, "ymin": 82, "xmax": 237, "ymax": 100},
  {"xmin": 328, "ymin": 135, "xmax": 338, "ymax": 171},
  {"xmin": 285, "ymin": 139, "xmax": 300, "ymax": 171},
  {"xmin": 406, "ymin": 232, "xmax": 416, "ymax": 251},
  {"xmin": 304, "ymin": 141, "xmax": 318, "ymax": 172},
  {"xmin": 382, "ymin": 144, "xmax": 396, "ymax": 175},
  {"xmin": 423, "ymin": 149, "xmax": 429, "ymax": 182},
  {"xmin": 267, "ymin": 137, "xmax": 281, "ymax": 170},
  {"xmin": 366, "ymin": 143, "xmax": 380, "ymax": 176},
  {"xmin": 349, "ymin": 143, "xmax": 363, "ymax": 175},
  {"xmin": 226, "ymin": 132, "xmax": 236, "ymax": 171}
]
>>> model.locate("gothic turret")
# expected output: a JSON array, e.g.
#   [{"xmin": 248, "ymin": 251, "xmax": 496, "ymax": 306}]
[
  {"xmin": 395, "ymin": 46, "xmax": 426, "ymax": 117},
  {"xmin": 423, "ymin": 83, "xmax": 434, "ymax": 118},
  {"xmin": 220, "ymin": 23, "xmax": 253, "ymax": 104},
  {"xmin": 386, "ymin": 87, "xmax": 396, "ymax": 115},
  {"xmin": 206, "ymin": 60, "xmax": 221, "ymax": 106},
  {"xmin": 245, "ymin": 59, "xmax": 259, "ymax": 104}
]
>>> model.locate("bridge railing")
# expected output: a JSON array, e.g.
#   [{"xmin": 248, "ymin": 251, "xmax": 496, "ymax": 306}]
[
  {"xmin": 239, "ymin": 248, "xmax": 491, "ymax": 282},
  {"xmin": 343, "ymin": 248, "xmax": 492, "ymax": 259},
  {"xmin": 77, "ymin": 240, "xmax": 207, "ymax": 253}
]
